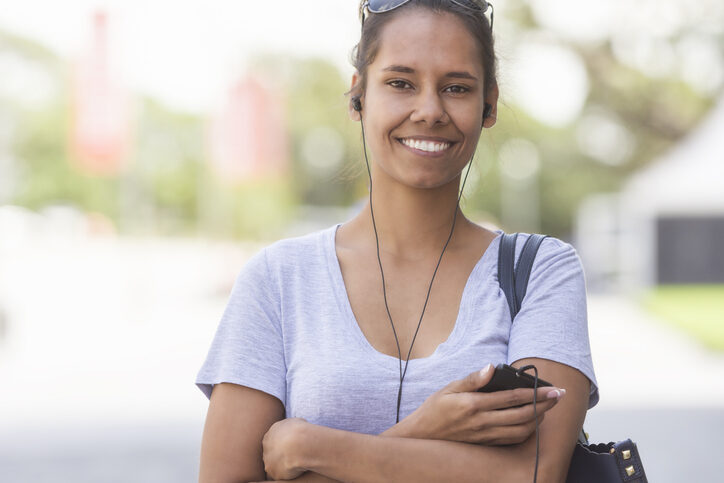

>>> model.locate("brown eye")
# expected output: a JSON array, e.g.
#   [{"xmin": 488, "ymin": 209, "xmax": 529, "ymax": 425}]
[
  {"xmin": 388, "ymin": 80, "xmax": 412, "ymax": 89},
  {"xmin": 445, "ymin": 85, "xmax": 469, "ymax": 94}
]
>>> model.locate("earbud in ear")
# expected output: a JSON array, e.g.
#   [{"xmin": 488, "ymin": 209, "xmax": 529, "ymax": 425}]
[
  {"xmin": 352, "ymin": 96, "xmax": 362, "ymax": 112},
  {"xmin": 483, "ymin": 103, "xmax": 492, "ymax": 120}
]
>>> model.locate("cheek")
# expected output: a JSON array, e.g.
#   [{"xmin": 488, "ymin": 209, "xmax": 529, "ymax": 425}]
[
  {"xmin": 367, "ymin": 99, "xmax": 406, "ymax": 127},
  {"xmin": 448, "ymin": 101, "xmax": 484, "ymax": 132},
  {"xmin": 365, "ymin": 84, "xmax": 410, "ymax": 119}
]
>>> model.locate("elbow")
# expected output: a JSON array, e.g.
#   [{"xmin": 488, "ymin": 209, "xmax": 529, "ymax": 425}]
[
  {"xmin": 534, "ymin": 448, "xmax": 576, "ymax": 483},
  {"xmin": 199, "ymin": 477, "xmax": 257, "ymax": 483},
  {"xmin": 513, "ymin": 461, "xmax": 566, "ymax": 483},
  {"xmin": 199, "ymin": 468, "xmax": 265, "ymax": 483},
  {"xmin": 512, "ymin": 437, "xmax": 570, "ymax": 483},
  {"xmin": 536, "ymin": 465, "xmax": 568, "ymax": 483}
]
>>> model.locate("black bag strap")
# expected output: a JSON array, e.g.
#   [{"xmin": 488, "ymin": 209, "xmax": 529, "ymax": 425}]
[
  {"xmin": 498, "ymin": 232, "xmax": 590, "ymax": 446},
  {"xmin": 497, "ymin": 233, "xmax": 519, "ymax": 318},
  {"xmin": 497, "ymin": 232, "xmax": 547, "ymax": 319}
]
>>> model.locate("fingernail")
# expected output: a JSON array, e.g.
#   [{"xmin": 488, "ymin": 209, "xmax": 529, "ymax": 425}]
[
  {"xmin": 546, "ymin": 389, "xmax": 566, "ymax": 400},
  {"xmin": 480, "ymin": 363, "xmax": 493, "ymax": 377}
]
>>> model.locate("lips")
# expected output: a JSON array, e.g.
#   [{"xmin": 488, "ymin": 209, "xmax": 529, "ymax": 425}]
[{"xmin": 398, "ymin": 137, "xmax": 453, "ymax": 153}]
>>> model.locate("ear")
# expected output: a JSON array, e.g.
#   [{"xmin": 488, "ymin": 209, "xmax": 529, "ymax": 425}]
[
  {"xmin": 348, "ymin": 72, "xmax": 362, "ymax": 121},
  {"xmin": 482, "ymin": 83, "xmax": 499, "ymax": 129}
]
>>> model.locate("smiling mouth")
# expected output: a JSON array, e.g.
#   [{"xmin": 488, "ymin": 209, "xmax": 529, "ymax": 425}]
[{"xmin": 398, "ymin": 138, "xmax": 453, "ymax": 153}]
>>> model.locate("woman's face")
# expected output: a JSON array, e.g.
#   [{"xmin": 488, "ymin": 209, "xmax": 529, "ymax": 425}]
[{"xmin": 353, "ymin": 8, "xmax": 497, "ymax": 190}]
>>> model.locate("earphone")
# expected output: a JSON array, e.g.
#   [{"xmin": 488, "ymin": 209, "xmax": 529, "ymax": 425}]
[
  {"xmin": 352, "ymin": 96, "xmax": 362, "ymax": 113},
  {"xmin": 483, "ymin": 102, "xmax": 492, "ymax": 122}
]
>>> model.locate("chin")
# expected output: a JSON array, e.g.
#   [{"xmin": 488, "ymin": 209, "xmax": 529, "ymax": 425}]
[{"xmin": 402, "ymin": 174, "xmax": 457, "ymax": 191}]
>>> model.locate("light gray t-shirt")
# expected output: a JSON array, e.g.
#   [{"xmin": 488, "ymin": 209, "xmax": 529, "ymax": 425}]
[{"xmin": 196, "ymin": 224, "xmax": 599, "ymax": 434}]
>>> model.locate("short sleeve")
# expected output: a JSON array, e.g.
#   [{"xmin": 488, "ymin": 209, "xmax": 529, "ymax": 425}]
[
  {"xmin": 195, "ymin": 248, "xmax": 286, "ymax": 405},
  {"xmin": 506, "ymin": 237, "xmax": 599, "ymax": 409}
]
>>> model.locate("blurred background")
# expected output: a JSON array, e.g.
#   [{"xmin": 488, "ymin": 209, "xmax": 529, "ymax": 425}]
[{"xmin": 0, "ymin": 0, "xmax": 722, "ymax": 481}]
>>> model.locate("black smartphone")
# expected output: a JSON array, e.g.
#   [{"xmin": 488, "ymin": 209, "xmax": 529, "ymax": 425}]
[{"xmin": 477, "ymin": 363, "xmax": 552, "ymax": 393}]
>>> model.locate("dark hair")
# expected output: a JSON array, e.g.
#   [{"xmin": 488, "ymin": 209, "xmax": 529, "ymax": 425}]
[{"xmin": 350, "ymin": 0, "xmax": 497, "ymax": 99}]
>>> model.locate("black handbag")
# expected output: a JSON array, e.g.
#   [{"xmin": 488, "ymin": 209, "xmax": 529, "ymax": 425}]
[{"xmin": 497, "ymin": 233, "xmax": 648, "ymax": 483}]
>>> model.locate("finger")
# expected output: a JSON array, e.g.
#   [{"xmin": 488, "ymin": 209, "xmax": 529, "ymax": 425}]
[
  {"xmin": 486, "ymin": 420, "xmax": 541, "ymax": 445},
  {"xmin": 469, "ymin": 407, "xmax": 550, "ymax": 446},
  {"xmin": 480, "ymin": 398, "xmax": 556, "ymax": 427},
  {"xmin": 445, "ymin": 363, "xmax": 495, "ymax": 393},
  {"xmin": 484, "ymin": 387, "xmax": 566, "ymax": 410},
  {"xmin": 535, "ymin": 386, "xmax": 566, "ymax": 402}
]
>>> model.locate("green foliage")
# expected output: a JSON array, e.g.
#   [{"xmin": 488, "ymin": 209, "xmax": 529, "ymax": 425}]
[
  {"xmin": 201, "ymin": 176, "xmax": 296, "ymax": 240},
  {"xmin": 467, "ymin": 31, "xmax": 718, "ymax": 237},
  {"xmin": 2, "ymin": 30, "xmax": 125, "ymax": 217},
  {"xmin": 129, "ymin": 97, "xmax": 206, "ymax": 234},
  {"xmin": 250, "ymin": 55, "xmax": 367, "ymax": 207},
  {"xmin": 2, "ymin": 5, "xmax": 722, "ymax": 240},
  {"xmin": 583, "ymin": 42, "xmax": 715, "ymax": 173},
  {"xmin": 12, "ymin": 101, "xmax": 122, "ymax": 219},
  {"xmin": 643, "ymin": 285, "xmax": 724, "ymax": 352},
  {"xmin": 0, "ymin": 29, "xmax": 62, "ymax": 68}
]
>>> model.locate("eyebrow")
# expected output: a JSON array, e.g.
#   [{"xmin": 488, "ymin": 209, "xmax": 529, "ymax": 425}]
[{"xmin": 382, "ymin": 65, "xmax": 479, "ymax": 81}]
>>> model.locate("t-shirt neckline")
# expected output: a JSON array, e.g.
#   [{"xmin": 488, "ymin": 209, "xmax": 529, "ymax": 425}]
[{"xmin": 325, "ymin": 223, "xmax": 501, "ymax": 368}]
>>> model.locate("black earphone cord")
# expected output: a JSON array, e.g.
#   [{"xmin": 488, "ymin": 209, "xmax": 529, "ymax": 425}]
[
  {"xmin": 517, "ymin": 364, "xmax": 542, "ymax": 483},
  {"xmin": 358, "ymin": 110, "xmax": 540, "ymax": 483},
  {"xmin": 358, "ymin": 115, "xmax": 474, "ymax": 423}
]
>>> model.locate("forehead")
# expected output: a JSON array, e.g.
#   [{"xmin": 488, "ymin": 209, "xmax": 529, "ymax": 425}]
[{"xmin": 371, "ymin": 8, "xmax": 484, "ymax": 76}]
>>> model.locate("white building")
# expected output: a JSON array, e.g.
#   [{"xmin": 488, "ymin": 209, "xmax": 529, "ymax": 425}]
[{"xmin": 576, "ymin": 95, "xmax": 724, "ymax": 291}]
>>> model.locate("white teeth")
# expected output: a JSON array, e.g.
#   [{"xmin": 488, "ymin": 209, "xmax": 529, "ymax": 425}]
[{"xmin": 401, "ymin": 138, "xmax": 450, "ymax": 153}]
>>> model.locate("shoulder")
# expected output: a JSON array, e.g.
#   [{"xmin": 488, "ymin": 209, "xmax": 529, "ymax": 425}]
[
  {"xmin": 235, "ymin": 225, "xmax": 336, "ymax": 291},
  {"xmin": 509, "ymin": 233, "xmax": 585, "ymax": 293},
  {"xmin": 513, "ymin": 233, "xmax": 581, "ymax": 270},
  {"xmin": 226, "ymin": 225, "xmax": 337, "ymax": 310},
  {"xmin": 262, "ymin": 224, "xmax": 335, "ymax": 271}
]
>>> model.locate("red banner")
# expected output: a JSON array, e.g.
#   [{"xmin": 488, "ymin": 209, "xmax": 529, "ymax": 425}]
[
  {"xmin": 208, "ymin": 75, "xmax": 288, "ymax": 182},
  {"xmin": 70, "ymin": 10, "xmax": 130, "ymax": 176}
]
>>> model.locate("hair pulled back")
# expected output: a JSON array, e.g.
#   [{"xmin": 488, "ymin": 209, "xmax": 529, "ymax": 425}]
[{"xmin": 350, "ymin": 0, "xmax": 497, "ymax": 99}]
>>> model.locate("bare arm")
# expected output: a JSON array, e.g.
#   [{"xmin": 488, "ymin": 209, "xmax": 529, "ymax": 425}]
[
  {"xmin": 261, "ymin": 358, "xmax": 589, "ymax": 483},
  {"xmin": 199, "ymin": 383, "xmax": 286, "ymax": 483},
  {"xmin": 508, "ymin": 357, "xmax": 590, "ymax": 482}
]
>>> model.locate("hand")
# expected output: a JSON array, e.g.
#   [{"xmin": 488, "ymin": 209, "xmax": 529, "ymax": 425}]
[
  {"xmin": 261, "ymin": 417, "xmax": 310, "ymax": 480},
  {"xmin": 402, "ymin": 364, "xmax": 565, "ymax": 446}
]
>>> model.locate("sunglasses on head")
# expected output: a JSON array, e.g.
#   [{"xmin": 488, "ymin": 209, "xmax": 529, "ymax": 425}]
[{"xmin": 361, "ymin": 0, "xmax": 494, "ymax": 30}]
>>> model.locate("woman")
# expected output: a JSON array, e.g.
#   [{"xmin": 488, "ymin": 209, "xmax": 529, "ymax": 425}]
[{"xmin": 196, "ymin": 1, "xmax": 598, "ymax": 482}]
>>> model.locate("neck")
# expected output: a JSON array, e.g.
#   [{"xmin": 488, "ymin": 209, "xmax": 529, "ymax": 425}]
[{"xmin": 357, "ymin": 172, "xmax": 472, "ymax": 261}]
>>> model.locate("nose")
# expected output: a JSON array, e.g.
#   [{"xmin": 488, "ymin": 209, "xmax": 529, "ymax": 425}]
[{"xmin": 409, "ymin": 88, "xmax": 447, "ymax": 126}]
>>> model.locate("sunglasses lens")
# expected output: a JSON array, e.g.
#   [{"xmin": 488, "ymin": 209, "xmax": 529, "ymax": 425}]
[
  {"xmin": 451, "ymin": 0, "xmax": 489, "ymax": 13},
  {"xmin": 366, "ymin": 0, "xmax": 411, "ymax": 13},
  {"xmin": 367, "ymin": 0, "xmax": 489, "ymax": 14}
]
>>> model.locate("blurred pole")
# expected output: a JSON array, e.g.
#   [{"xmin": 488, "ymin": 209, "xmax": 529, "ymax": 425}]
[
  {"xmin": 575, "ymin": 193, "xmax": 621, "ymax": 292},
  {"xmin": 0, "ymin": 113, "xmax": 17, "ymax": 205},
  {"xmin": 499, "ymin": 138, "xmax": 541, "ymax": 233}
]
